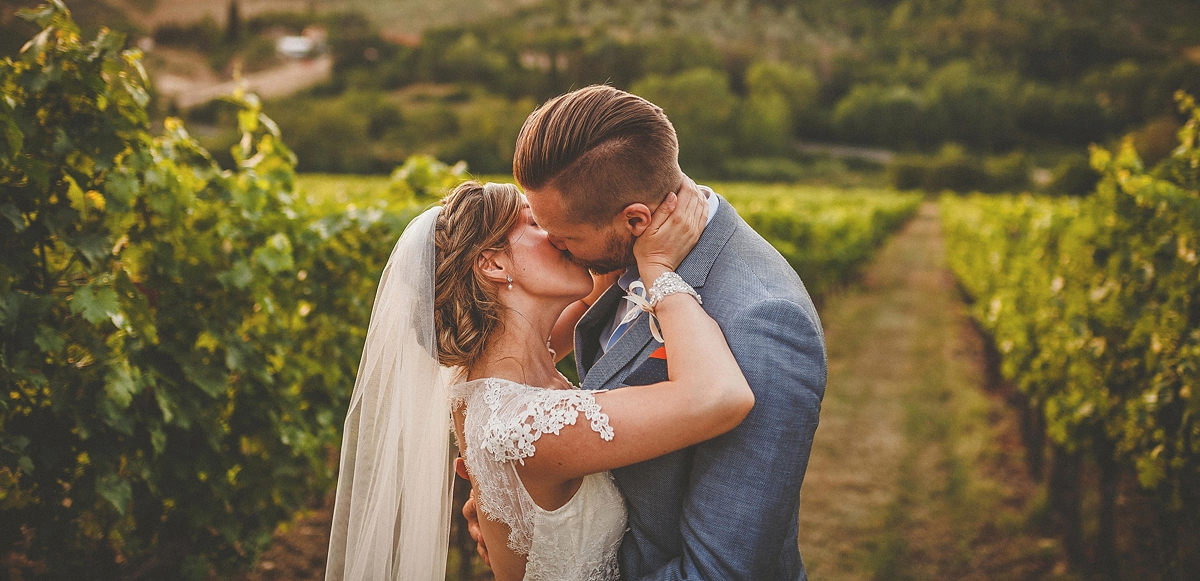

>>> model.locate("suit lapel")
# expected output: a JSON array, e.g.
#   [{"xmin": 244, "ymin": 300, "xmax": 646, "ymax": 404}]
[
  {"xmin": 581, "ymin": 309, "xmax": 656, "ymax": 390},
  {"xmin": 575, "ymin": 282, "xmax": 625, "ymax": 385},
  {"xmin": 575, "ymin": 192, "xmax": 740, "ymax": 390}
]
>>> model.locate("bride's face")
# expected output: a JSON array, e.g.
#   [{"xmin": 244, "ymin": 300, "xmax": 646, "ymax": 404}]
[{"xmin": 503, "ymin": 202, "xmax": 593, "ymax": 302}]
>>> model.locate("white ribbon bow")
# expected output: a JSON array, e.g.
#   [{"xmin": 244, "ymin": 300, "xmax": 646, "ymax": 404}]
[{"xmin": 620, "ymin": 280, "xmax": 664, "ymax": 344}]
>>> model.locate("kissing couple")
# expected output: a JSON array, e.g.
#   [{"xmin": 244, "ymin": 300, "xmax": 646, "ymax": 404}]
[{"xmin": 324, "ymin": 85, "xmax": 827, "ymax": 581}]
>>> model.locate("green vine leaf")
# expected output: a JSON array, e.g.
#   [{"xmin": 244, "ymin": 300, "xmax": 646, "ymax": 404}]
[
  {"xmin": 104, "ymin": 363, "xmax": 138, "ymax": 410},
  {"xmin": 69, "ymin": 283, "xmax": 120, "ymax": 326},
  {"xmin": 96, "ymin": 472, "xmax": 132, "ymax": 516}
]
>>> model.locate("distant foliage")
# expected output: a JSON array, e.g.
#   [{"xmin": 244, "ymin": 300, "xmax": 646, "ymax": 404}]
[
  {"xmin": 632, "ymin": 67, "xmax": 737, "ymax": 176},
  {"xmin": 719, "ymin": 185, "xmax": 923, "ymax": 297},
  {"xmin": 940, "ymin": 93, "xmax": 1200, "ymax": 574},
  {"xmin": 1046, "ymin": 153, "xmax": 1101, "ymax": 196},
  {"xmin": 389, "ymin": 154, "xmax": 467, "ymax": 201},
  {"xmin": 0, "ymin": 4, "xmax": 420, "ymax": 577},
  {"xmin": 833, "ymin": 83, "xmax": 929, "ymax": 149},
  {"xmin": 887, "ymin": 145, "xmax": 1031, "ymax": 193}
]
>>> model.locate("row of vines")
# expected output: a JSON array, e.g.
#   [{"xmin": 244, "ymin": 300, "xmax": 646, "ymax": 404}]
[
  {"xmin": 0, "ymin": 4, "xmax": 917, "ymax": 579},
  {"xmin": 720, "ymin": 184, "xmax": 921, "ymax": 298},
  {"xmin": 0, "ymin": 4, "xmax": 423, "ymax": 578},
  {"xmin": 941, "ymin": 94, "xmax": 1200, "ymax": 579},
  {"xmin": 298, "ymin": 176, "xmax": 924, "ymax": 303}
]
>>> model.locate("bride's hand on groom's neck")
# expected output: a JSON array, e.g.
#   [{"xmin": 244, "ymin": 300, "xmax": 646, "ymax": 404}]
[{"xmin": 635, "ymin": 180, "xmax": 707, "ymax": 280}]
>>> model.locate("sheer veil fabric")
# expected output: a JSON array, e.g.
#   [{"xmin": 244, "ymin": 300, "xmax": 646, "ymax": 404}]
[{"xmin": 325, "ymin": 207, "xmax": 455, "ymax": 581}]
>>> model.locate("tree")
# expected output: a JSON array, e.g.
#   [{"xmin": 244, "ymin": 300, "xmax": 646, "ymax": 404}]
[
  {"xmin": 225, "ymin": 0, "xmax": 242, "ymax": 44},
  {"xmin": 744, "ymin": 61, "xmax": 820, "ymax": 133},
  {"xmin": 833, "ymin": 83, "xmax": 928, "ymax": 148},
  {"xmin": 632, "ymin": 68, "xmax": 736, "ymax": 175}
]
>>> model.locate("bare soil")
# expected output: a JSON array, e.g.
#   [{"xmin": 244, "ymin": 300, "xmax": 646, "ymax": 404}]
[{"xmin": 799, "ymin": 202, "xmax": 1074, "ymax": 581}]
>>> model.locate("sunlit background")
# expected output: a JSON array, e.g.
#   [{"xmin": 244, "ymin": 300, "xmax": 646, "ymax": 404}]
[{"xmin": 2, "ymin": 0, "xmax": 1199, "ymax": 580}]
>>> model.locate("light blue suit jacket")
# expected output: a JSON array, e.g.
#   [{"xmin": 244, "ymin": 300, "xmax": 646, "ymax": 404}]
[{"xmin": 574, "ymin": 193, "xmax": 826, "ymax": 581}]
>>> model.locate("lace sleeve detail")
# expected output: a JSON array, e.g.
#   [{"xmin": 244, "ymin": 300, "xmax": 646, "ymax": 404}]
[
  {"xmin": 480, "ymin": 381, "xmax": 614, "ymax": 465},
  {"xmin": 458, "ymin": 378, "xmax": 616, "ymax": 555}
]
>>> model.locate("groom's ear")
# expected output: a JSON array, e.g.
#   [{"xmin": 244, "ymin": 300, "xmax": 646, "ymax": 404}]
[{"xmin": 617, "ymin": 203, "xmax": 653, "ymax": 237}]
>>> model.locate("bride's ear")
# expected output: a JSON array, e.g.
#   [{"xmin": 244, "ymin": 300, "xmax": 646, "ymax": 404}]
[{"xmin": 476, "ymin": 250, "xmax": 509, "ymax": 286}]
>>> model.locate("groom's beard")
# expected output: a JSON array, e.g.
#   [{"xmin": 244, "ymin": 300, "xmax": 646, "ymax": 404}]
[{"xmin": 571, "ymin": 229, "xmax": 635, "ymax": 275}]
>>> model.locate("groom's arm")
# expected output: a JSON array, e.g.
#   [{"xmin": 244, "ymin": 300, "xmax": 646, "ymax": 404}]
[{"xmin": 636, "ymin": 298, "xmax": 826, "ymax": 581}]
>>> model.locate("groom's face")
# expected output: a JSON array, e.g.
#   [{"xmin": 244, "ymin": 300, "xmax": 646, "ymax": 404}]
[{"xmin": 525, "ymin": 185, "xmax": 635, "ymax": 275}]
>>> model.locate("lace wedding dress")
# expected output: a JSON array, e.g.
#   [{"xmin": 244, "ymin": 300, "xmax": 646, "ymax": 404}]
[{"xmin": 450, "ymin": 377, "xmax": 627, "ymax": 581}]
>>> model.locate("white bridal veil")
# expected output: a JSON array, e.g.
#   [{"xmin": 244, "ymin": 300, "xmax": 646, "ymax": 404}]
[{"xmin": 325, "ymin": 207, "xmax": 455, "ymax": 581}]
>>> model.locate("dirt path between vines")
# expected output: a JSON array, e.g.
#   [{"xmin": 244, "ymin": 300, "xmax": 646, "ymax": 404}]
[{"xmin": 798, "ymin": 202, "xmax": 1071, "ymax": 580}]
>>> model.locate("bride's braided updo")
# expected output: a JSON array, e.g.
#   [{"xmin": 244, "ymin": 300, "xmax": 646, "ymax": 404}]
[{"xmin": 433, "ymin": 181, "xmax": 524, "ymax": 369}]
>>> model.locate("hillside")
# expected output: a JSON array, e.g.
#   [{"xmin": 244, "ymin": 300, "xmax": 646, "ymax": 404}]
[{"xmin": 5, "ymin": 0, "xmax": 1199, "ymax": 185}]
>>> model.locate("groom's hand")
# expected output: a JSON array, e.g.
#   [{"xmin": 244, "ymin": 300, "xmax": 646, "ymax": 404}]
[{"xmin": 462, "ymin": 491, "xmax": 491, "ymax": 567}]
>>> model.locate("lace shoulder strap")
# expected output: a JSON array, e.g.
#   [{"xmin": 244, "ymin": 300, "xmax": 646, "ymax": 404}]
[
  {"xmin": 478, "ymin": 378, "xmax": 614, "ymax": 465},
  {"xmin": 459, "ymin": 378, "xmax": 615, "ymax": 555}
]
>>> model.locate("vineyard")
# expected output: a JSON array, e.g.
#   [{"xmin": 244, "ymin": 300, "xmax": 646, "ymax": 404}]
[
  {"xmin": 941, "ymin": 97, "xmax": 1200, "ymax": 577},
  {"xmin": 0, "ymin": 6, "xmax": 918, "ymax": 579},
  {"xmin": 10, "ymin": 2, "xmax": 1200, "ymax": 580}
]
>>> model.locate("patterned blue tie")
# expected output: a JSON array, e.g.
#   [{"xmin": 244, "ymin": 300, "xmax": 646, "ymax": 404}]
[{"xmin": 605, "ymin": 279, "xmax": 658, "ymax": 352}]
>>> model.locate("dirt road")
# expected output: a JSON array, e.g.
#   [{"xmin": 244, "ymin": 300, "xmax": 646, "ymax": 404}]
[
  {"xmin": 155, "ymin": 55, "xmax": 332, "ymax": 110},
  {"xmin": 798, "ymin": 202, "xmax": 1071, "ymax": 580}
]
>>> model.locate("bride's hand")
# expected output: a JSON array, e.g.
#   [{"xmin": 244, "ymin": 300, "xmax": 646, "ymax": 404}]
[{"xmin": 634, "ymin": 178, "xmax": 707, "ymax": 281}]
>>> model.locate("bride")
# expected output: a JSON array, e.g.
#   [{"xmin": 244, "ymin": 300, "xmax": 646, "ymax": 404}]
[{"xmin": 325, "ymin": 181, "xmax": 753, "ymax": 581}]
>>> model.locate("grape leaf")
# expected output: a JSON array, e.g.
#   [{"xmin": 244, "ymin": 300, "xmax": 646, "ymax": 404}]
[
  {"xmin": 96, "ymin": 473, "xmax": 132, "ymax": 516},
  {"xmin": 69, "ymin": 284, "xmax": 120, "ymax": 326}
]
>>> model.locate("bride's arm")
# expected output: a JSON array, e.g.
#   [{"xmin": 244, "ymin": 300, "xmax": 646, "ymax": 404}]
[{"xmin": 520, "ymin": 184, "xmax": 754, "ymax": 482}]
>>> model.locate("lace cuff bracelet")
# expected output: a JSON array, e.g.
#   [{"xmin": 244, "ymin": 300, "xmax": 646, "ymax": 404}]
[
  {"xmin": 647, "ymin": 271, "xmax": 702, "ymax": 307},
  {"xmin": 620, "ymin": 272, "xmax": 701, "ymax": 344}
]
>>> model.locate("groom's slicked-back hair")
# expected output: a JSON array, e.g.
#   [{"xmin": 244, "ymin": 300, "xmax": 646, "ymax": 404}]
[{"xmin": 514, "ymin": 85, "xmax": 682, "ymax": 226}]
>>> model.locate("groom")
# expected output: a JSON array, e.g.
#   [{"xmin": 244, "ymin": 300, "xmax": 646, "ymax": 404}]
[{"xmin": 469, "ymin": 84, "xmax": 827, "ymax": 580}]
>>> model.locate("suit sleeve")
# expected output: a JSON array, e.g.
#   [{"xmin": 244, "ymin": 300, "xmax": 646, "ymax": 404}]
[{"xmin": 635, "ymin": 298, "xmax": 827, "ymax": 581}]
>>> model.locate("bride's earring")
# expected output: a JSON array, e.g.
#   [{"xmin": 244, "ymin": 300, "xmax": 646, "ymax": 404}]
[{"xmin": 506, "ymin": 275, "xmax": 513, "ymax": 290}]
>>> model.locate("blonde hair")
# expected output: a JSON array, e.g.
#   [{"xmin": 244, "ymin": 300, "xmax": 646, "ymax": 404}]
[{"xmin": 433, "ymin": 181, "xmax": 524, "ymax": 368}]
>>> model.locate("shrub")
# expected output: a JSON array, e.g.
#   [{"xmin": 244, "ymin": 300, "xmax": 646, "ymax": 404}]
[
  {"xmin": 722, "ymin": 157, "xmax": 808, "ymax": 182},
  {"xmin": 940, "ymin": 94, "xmax": 1200, "ymax": 572},
  {"xmin": 983, "ymin": 150, "xmax": 1032, "ymax": 193},
  {"xmin": 632, "ymin": 67, "xmax": 736, "ymax": 176},
  {"xmin": 887, "ymin": 146, "xmax": 1030, "ymax": 193},
  {"xmin": 389, "ymin": 155, "xmax": 468, "ymax": 201},
  {"xmin": 0, "ymin": 5, "xmax": 421, "ymax": 577},
  {"xmin": 151, "ymin": 18, "xmax": 222, "ymax": 53},
  {"xmin": 1046, "ymin": 153, "xmax": 1100, "ymax": 196},
  {"xmin": 833, "ymin": 83, "xmax": 928, "ymax": 149}
]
